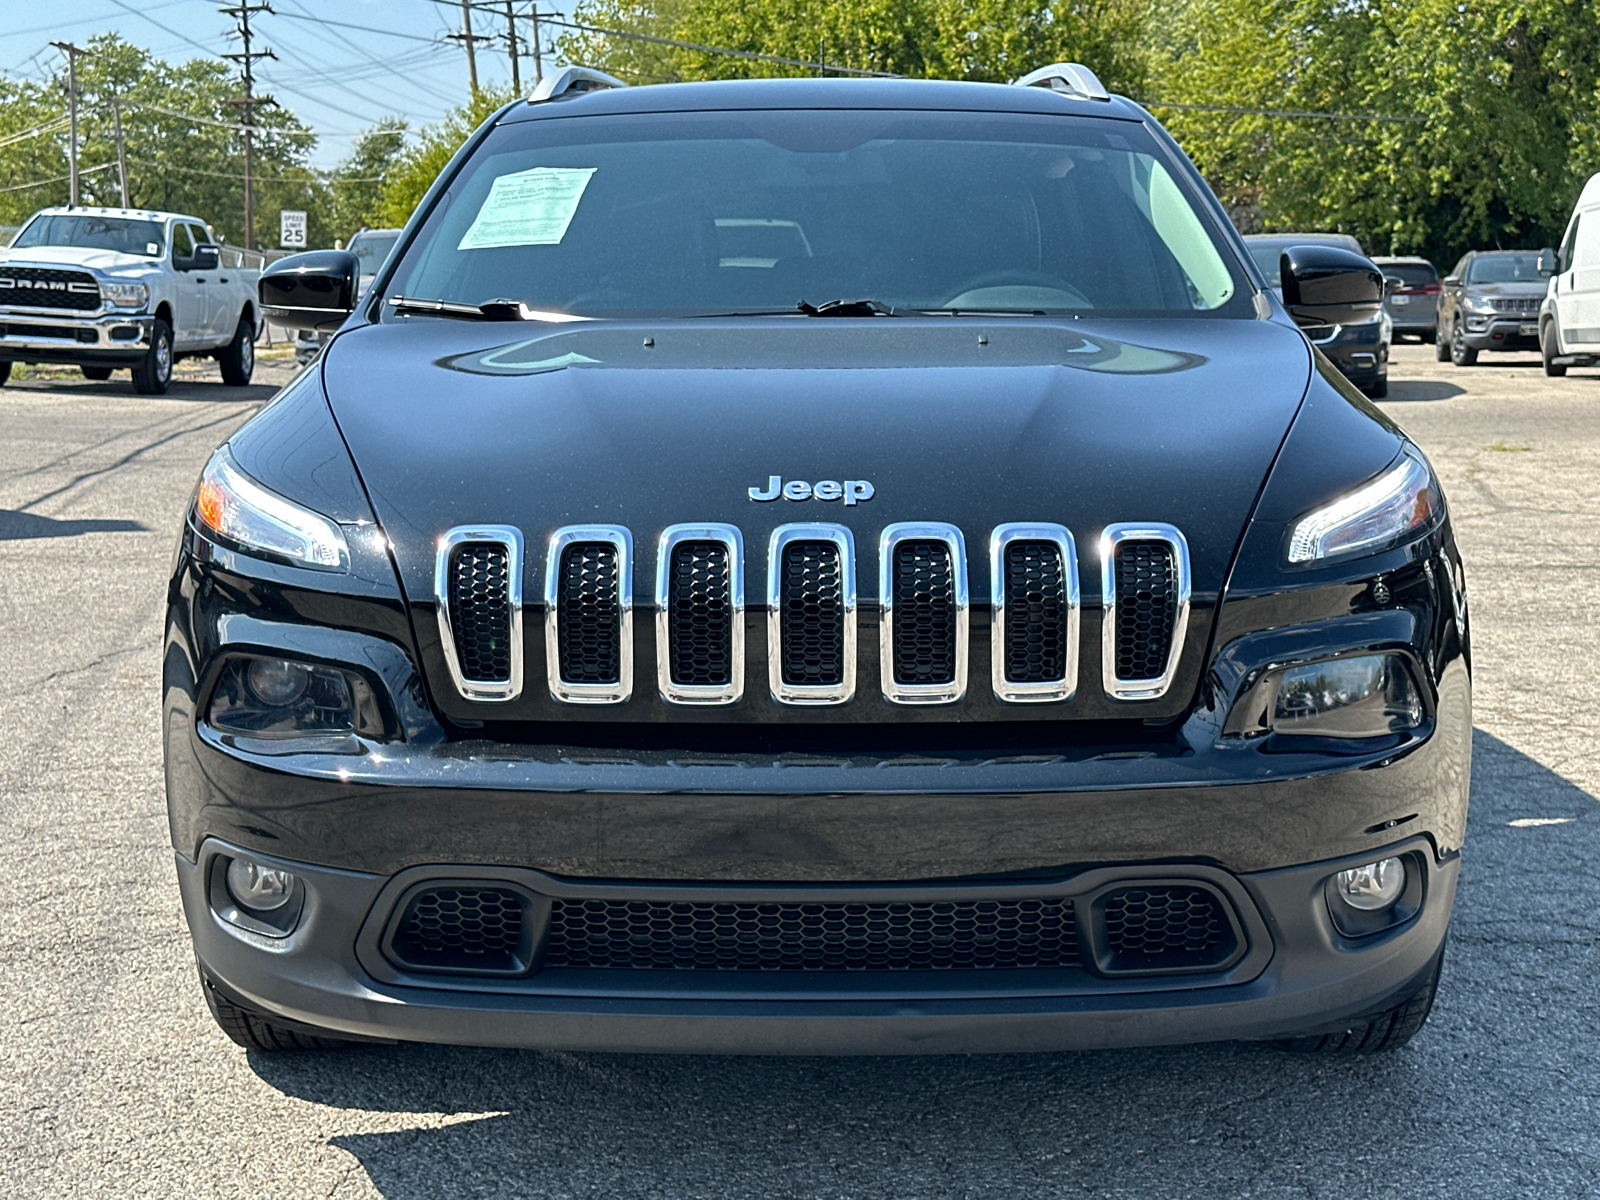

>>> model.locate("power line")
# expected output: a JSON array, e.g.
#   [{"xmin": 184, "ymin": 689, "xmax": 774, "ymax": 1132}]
[
  {"xmin": 104, "ymin": 0, "xmax": 226, "ymax": 60},
  {"xmin": 272, "ymin": 10, "xmax": 442, "ymax": 43},
  {"xmin": 221, "ymin": 2, "xmax": 277, "ymax": 250},
  {"xmin": 0, "ymin": 162, "xmax": 113, "ymax": 195}
]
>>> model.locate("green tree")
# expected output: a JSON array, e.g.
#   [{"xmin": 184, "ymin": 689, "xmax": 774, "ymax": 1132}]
[
  {"xmin": 374, "ymin": 88, "xmax": 514, "ymax": 228},
  {"xmin": 327, "ymin": 118, "xmax": 411, "ymax": 242}
]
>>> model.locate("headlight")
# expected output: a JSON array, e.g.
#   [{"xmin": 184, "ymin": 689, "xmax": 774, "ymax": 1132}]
[
  {"xmin": 1272, "ymin": 654, "xmax": 1422, "ymax": 738},
  {"xmin": 195, "ymin": 448, "xmax": 350, "ymax": 571},
  {"xmin": 100, "ymin": 281, "xmax": 149, "ymax": 309},
  {"xmin": 1287, "ymin": 449, "xmax": 1441, "ymax": 564},
  {"xmin": 1462, "ymin": 293, "xmax": 1498, "ymax": 314},
  {"xmin": 207, "ymin": 655, "xmax": 382, "ymax": 738}
]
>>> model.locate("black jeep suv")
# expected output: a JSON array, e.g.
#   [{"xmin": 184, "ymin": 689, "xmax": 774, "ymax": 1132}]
[{"xmin": 167, "ymin": 65, "xmax": 1468, "ymax": 1056}]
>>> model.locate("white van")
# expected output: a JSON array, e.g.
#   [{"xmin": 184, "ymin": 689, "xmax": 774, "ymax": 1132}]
[{"xmin": 1540, "ymin": 172, "xmax": 1600, "ymax": 376}]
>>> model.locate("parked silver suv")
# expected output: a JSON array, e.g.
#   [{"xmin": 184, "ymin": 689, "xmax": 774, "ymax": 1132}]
[{"xmin": 1372, "ymin": 256, "xmax": 1439, "ymax": 343}]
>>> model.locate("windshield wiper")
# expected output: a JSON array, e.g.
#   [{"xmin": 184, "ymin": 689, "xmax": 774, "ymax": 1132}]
[
  {"xmin": 796, "ymin": 298, "xmax": 900, "ymax": 317},
  {"xmin": 387, "ymin": 296, "xmax": 590, "ymax": 322}
]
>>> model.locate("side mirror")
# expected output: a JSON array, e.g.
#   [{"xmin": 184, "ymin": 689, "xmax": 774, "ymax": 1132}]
[
  {"xmin": 259, "ymin": 250, "xmax": 359, "ymax": 333},
  {"xmin": 191, "ymin": 244, "xmax": 220, "ymax": 272},
  {"xmin": 1383, "ymin": 275, "xmax": 1404, "ymax": 297},
  {"xmin": 1279, "ymin": 245, "xmax": 1384, "ymax": 329},
  {"xmin": 1442, "ymin": 275, "xmax": 1460, "ymax": 286},
  {"xmin": 1537, "ymin": 247, "xmax": 1559, "ymax": 276}
]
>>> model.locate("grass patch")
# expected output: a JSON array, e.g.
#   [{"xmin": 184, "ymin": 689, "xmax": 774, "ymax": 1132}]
[{"xmin": 1485, "ymin": 441, "xmax": 1532, "ymax": 452}]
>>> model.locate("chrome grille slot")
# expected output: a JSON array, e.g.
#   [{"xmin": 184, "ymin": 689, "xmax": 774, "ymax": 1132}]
[
  {"xmin": 989, "ymin": 523, "xmax": 1078, "ymax": 703},
  {"xmin": 768, "ymin": 524, "xmax": 856, "ymax": 704},
  {"xmin": 545, "ymin": 526, "xmax": 633, "ymax": 704},
  {"xmin": 656, "ymin": 524, "xmax": 744, "ymax": 705},
  {"xmin": 879, "ymin": 523, "xmax": 967, "ymax": 705},
  {"xmin": 1099, "ymin": 523, "xmax": 1190, "ymax": 701},
  {"xmin": 434, "ymin": 526, "xmax": 524, "ymax": 702}
]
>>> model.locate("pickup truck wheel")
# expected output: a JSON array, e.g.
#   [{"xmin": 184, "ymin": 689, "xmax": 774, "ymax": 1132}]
[
  {"xmin": 132, "ymin": 318, "xmax": 173, "ymax": 395},
  {"xmin": 217, "ymin": 314, "xmax": 255, "ymax": 386},
  {"xmin": 81, "ymin": 366, "xmax": 113, "ymax": 381},
  {"xmin": 1542, "ymin": 320, "xmax": 1568, "ymax": 377}
]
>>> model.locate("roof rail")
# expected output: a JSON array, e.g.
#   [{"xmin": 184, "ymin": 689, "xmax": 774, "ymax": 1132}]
[
  {"xmin": 529, "ymin": 66, "xmax": 628, "ymax": 103},
  {"xmin": 1012, "ymin": 63, "xmax": 1110, "ymax": 102}
]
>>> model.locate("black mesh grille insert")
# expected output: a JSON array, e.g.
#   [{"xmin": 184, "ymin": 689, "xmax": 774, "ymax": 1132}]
[
  {"xmin": 447, "ymin": 542, "xmax": 512, "ymax": 682},
  {"xmin": 1003, "ymin": 540, "xmax": 1067, "ymax": 683},
  {"xmin": 391, "ymin": 887, "xmax": 527, "ymax": 973},
  {"xmin": 1113, "ymin": 541, "xmax": 1178, "ymax": 681},
  {"xmin": 557, "ymin": 543, "xmax": 621, "ymax": 684},
  {"xmin": 668, "ymin": 540, "xmax": 732, "ymax": 686},
  {"xmin": 1100, "ymin": 885, "xmax": 1234, "ymax": 971},
  {"xmin": 891, "ymin": 540, "xmax": 957, "ymax": 686},
  {"xmin": 780, "ymin": 541, "xmax": 844, "ymax": 686},
  {"xmin": 543, "ymin": 896, "xmax": 1079, "ymax": 972},
  {"xmin": 0, "ymin": 266, "xmax": 101, "ymax": 311}
]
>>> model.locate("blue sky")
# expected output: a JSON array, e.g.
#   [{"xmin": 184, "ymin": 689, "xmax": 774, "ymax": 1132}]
[{"xmin": 2, "ymin": 1, "xmax": 570, "ymax": 169}]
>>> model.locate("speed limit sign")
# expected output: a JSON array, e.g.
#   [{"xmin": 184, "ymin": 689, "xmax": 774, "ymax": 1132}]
[{"xmin": 280, "ymin": 210, "xmax": 307, "ymax": 248}]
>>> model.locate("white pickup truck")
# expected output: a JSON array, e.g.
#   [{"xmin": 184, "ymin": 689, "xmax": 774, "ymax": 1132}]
[{"xmin": 0, "ymin": 206, "xmax": 263, "ymax": 394}]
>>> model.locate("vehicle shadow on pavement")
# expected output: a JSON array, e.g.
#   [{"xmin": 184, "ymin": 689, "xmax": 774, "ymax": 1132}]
[
  {"xmin": 0, "ymin": 510, "xmax": 147, "ymax": 540},
  {"xmin": 1385, "ymin": 380, "xmax": 1466, "ymax": 402},
  {"xmin": 251, "ymin": 730, "xmax": 1598, "ymax": 1198}
]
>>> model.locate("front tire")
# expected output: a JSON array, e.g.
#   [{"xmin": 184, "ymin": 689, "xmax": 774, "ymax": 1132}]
[
  {"xmin": 1449, "ymin": 321, "xmax": 1478, "ymax": 366},
  {"xmin": 131, "ymin": 318, "xmax": 173, "ymax": 395},
  {"xmin": 1364, "ymin": 373, "xmax": 1389, "ymax": 399},
  {"xmin": 81, "ymin": 366, "xmax": 113, "ymax": 381},
  {"xmin": 217, "ymin": 314, "xmax": 255, "ymax": 386},
  {"xmin": 1276, "ymin": 942, "xmax": 1444, "ymax": 1054},
  {"xmin": 200, "ymin": 972, "xmax": 351, "ymax": 1052},
  {"xmin": 1542, "ymin": 319, "xmax": 1567, "ymax": 377}
]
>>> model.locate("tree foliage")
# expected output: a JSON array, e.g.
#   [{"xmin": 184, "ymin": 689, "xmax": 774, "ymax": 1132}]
[{"xmin": 373, "ymin": 88, "xmax": 516, "ymax": 229}]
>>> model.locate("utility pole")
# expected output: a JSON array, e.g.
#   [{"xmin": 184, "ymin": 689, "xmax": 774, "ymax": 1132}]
[
  {"xmin": 111, "ymin": 98, "xmax": 129, "ymax": 207},
  {"xmin": 448, "ymin": 0, "xmax": 486, "ymax": 95},
  {"xmin": 221, "ymin": 3, "xmax": 277, "ymax": 251},
  {"xmin": 503, "ymin": 0, "xmax": 521, "ymax": 94},
  {"xmin": 50, "ymin": 42, "xmax": 92, "ymax": 207},
  {"xmin": 529, "ymin": 4, "xmax": 543, "ymax": 84}
]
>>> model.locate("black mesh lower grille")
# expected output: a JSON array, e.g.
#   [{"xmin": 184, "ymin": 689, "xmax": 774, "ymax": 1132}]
[
  {"xmin": 542, "ymin": 896, "xmax": 1080, "ymax": 972},
  {"xmin": 1003, "ymin": 540, "xmax": 1067, "ymax": 683},
  {"xmin": 391, "ymin": 887, "xmax": 527, "ymax": 973},
  {"xmin": 891, "ymin": 540, "xmax": 956, "ymax": 686},
  {"xmin": 780, "ymin": 541, "xmax": 844, "ymax": 686},
  {"xmin": 668, "ymin": 540, "xmax": 732, "ymax": 686},
  {"xmin": 558, "ymin": 543, "xmax": 621, "ymax": 683},
  {"xmin": 447, "ymin": 542, "xmax": 512, "ymax": 682},
  {"xmin": 1114, "ymin": 541, "xmax": 1178, "ymax": 681},
  {"xmin": 1100, "ymin": 885, "xmax": 1233, "ymax": 971}
]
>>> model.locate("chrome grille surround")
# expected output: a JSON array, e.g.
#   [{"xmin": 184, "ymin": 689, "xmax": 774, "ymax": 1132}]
[
  {"xmin": 878, "ymin": 522, "xmax": 968, "ymax": 705},
  {"xmin": 433, "ymin": 525, "xmax": 525, "ymax": 702},
  {"xmin": 544, "ymin": 525, "xmax": 633, "ymax": 705},
  {"xmin": 654, "ymin": 523, "xmax": 745, "ymax": 705},
  {"xmin": 767, "ymin": 523, "xmax": 857, "ymax": 705},
  {"xmin": 989, "ymin": 522, "xmax": 1079, "ymax": 703},
  {"xmin": 1098, "ymin": 522, "xmax": 1191, "ymax": 702}
]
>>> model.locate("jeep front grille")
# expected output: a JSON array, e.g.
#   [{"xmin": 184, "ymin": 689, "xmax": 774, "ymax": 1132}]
[
  {"xmin": 545, "ymin": 526, "xmax": 633, "ymax": 704},
  {"xmin": 990, "ymin": 523, "xmax": 1079, "ymax": 703},
  {"xmin": 879, "ymin": 523, "xmax": 967, "ymax": 704},
  {"xmin": 434, "ymin": 526, "xmax": 524, "ymax": 702},
  {"xmin": 656, "ymin": 524, "xmax": 744, "ymax": 704},
  {"xmin": 1099, "ymin": 523, "xmax": 1191, "ymax": 701},
  {"xmin": 767, "ymin": 524, "xmax": 856, "ymax": 704},
  {"xmin": 0, "ymin": 267, "xmax": 101, "ymax": 312}
]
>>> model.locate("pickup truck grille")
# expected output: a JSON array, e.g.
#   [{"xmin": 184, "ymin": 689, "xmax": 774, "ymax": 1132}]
[{"xmin": 0, "ymin": 267, "xmax": 100, "ymax": 311}]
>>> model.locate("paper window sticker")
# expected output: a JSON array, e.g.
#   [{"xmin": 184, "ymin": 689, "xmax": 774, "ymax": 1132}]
[{"xmin": 457, "ymin": 167, "xmax": 598, "ymax": 251}]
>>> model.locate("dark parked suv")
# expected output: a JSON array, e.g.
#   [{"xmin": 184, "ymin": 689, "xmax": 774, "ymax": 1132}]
[
  {"xmin": 1245, "ymin": 233, "xmax": 1392, "ymax": 397},
  {"xmin": 168, "ymin": 65, "xmax": 1468, "ymax": 1057},
  {"xmin": 1437, "ymin": 250, "xmax": 1546, "ymax": 365}
]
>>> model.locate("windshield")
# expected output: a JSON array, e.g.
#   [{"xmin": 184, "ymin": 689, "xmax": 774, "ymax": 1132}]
[
  {"xmin": 348, "ymin": 232, "xmax": 399, "ymax": 277},
  {"xmin": 1467, "ymin": 254, "xmax": 1542, "ymax": 284},
  {"xmin": 385, "ymin": 110, "xmax": 1247, "ymax": 318},
  {"xmin": 13, "ymin": 214, "xmax": 165, "ymax": 257},
  {"xmin": 1380, "ymin": 262, "xmax": 1437, "ymax": 287}
]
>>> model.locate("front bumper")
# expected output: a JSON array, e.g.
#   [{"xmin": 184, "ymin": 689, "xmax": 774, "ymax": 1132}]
[
  {"xmin": 0, "ymin": 310, "xmax": 153, "ymax": 363},
  {"xmin": 1460, "ymin": 315, "xmax": 1540, "ymax": 351},
  {"xmin": 181, "ymin": 834, "xmax": 1456, "ymax": 1054}
]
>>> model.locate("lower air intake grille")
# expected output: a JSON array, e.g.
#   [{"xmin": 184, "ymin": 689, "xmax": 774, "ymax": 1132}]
[
  {"xmin": 668, "ymin": 540, "xmax": 732, "ymax": 686},
  {"xmin": 447, "ymin": 543, "xmax": 512, "ymax": 682},
  {"xmin": 1113, "ymin": 541, "xmax": 1178, "ymax": 681},
  {"xmin": 892, "ymin": 540, "xmax": 957, "ymax": 685},
  {"xmin": 557, "ymin": 543, "xmax": 621, "ymax": 683},
  {"xmin": 780, "ymin": 541, "xmax": 844, "ymax": 686},
  {"xmin": 1099, "ymin": 885, "xmax": 1234, "ymax": 972},
  {"xmin": 391, "ymin": 887, "xmax": 528, "ymax": 973},
  {"xmin": 542, "ymin": 896, "xmax": 1080, "ymax": 972},
  {"xmin": 1003, "ymin": 540, "xmax": 1068, "ymax": 683}
]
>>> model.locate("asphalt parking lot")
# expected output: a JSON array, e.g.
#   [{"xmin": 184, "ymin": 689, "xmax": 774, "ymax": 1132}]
[{"xmin": 1, "ymin": 341, "xmax": 1597, "ymax": 1198}]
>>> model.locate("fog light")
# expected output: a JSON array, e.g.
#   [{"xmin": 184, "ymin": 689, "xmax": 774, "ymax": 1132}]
[
  {"xmin": 245, "ymin": 658, "xmax": 310, "ymax": 707},
  {"xmin": 1334, "ymin": 857, "xmax": 1405, "ymax": 911},
  {"xmin": 226, "ymin": 857, "xmax": 296, "ymax": 912}
]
